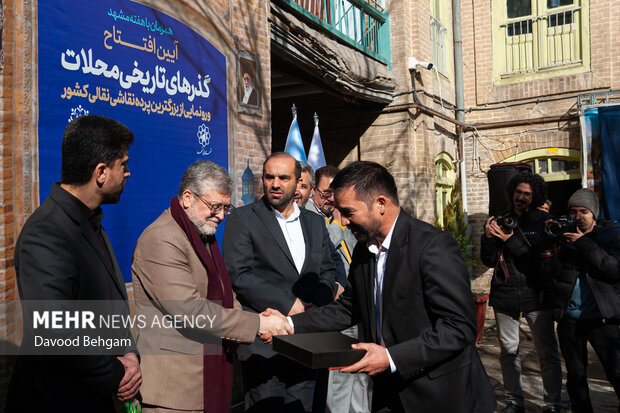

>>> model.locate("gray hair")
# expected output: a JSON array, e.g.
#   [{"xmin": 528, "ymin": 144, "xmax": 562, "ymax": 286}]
[
  {"xmin": 178, "ymin": 160, "xmax": 232, "ymax": 198},
  {"xmin": 298, "ymin": 161, "xmax": 315, "ymax": 187}
]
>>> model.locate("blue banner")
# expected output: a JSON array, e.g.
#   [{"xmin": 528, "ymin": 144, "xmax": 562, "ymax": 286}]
[
  {"xmin": 38, "ymin": 0, "xmax": 228, "ymax": 281},
  {"xmin": 598, "ymin": 106, "xmax": 620, "ymax": 221}
]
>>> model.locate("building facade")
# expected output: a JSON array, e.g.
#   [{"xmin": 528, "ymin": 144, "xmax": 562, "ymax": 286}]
[{"xmin": 1, "ymin": 0, "xmax": 619, "ymax": 376}]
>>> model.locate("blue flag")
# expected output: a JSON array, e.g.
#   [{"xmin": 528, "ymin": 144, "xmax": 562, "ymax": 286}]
[
  {"xmin": 307, "ymin": 122, "xmax": 326, "ymax": 170},
  {"xmin": 284, "ymin": 113, "xmax": 307, "ymax": 162}
]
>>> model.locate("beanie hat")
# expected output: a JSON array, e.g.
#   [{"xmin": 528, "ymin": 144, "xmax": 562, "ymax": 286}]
[{"xmin": 567, "ymin": 188, "xmax": 599, "ymax": 218}]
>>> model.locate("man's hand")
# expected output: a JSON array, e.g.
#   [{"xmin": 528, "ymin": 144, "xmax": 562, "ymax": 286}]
[
  {"xmin": 117, "ymin": 353, "xmax": 142, "ymax": 401},
  {"xmin": 334, "ymin": 282, "xmax": 345, "ymax": 301},
  {"xmin": 485, "ymin": 216, "xmax": 513, "ymax": 242},
  {"xmin": 339, "ymin": 342, "xmax": 389, "ymax": 376},
  {"xmin": 288, "ymin": 298, "xmax": 306, "ymax": 316},
  {"xmin": 258, "ymin": 308, "xmax": 293, "ymax": 344},
  {"xmin": 563, "ymin": 226, "xmax": 584, "ymax": 243}
]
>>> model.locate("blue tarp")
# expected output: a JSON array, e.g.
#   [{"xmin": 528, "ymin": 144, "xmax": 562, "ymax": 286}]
[{"xmin": 597, "ymin": 106, "xmax": 620, "ymax": 221}]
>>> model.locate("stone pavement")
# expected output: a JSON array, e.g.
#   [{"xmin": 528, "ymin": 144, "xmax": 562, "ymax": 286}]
[{"xmin": 477, "ymin": 315, "xmax": 618, "ymax": 412}]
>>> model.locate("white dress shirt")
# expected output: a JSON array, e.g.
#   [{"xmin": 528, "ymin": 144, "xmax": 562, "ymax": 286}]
[
  {"xmin": 273, "ymin": 202, "xmax": 306, "ymax": 273},
  {"xmin": 367, "ymin": 213, "xmax": 399, "ymax": 373}
]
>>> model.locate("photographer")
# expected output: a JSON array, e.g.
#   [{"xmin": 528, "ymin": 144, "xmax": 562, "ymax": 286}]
[
  {"xmin": 550, "ymin": 189, "xmax": 620, "ymax": 413},
  {"xmin": 481, "ymin": 172, "xmax": 562, "ymax": 413}
]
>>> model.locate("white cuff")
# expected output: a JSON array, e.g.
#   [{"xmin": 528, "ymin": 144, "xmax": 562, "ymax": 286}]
[{"xmin": 385, "ymin": 348, "xmax": 396, "ymax": 373}]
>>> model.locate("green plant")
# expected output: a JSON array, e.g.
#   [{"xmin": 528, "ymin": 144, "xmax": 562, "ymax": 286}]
[{"xmin": 434, "ymin": 182, "xmax": 476, "ymax": 276}]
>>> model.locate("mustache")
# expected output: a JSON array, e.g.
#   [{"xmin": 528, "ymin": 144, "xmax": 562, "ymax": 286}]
[{"xmin": 206, "ymin": 217, "xmax": 221, "ymax": 224}]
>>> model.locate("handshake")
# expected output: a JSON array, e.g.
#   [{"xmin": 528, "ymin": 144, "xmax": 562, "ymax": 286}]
[{"xmin": 258, "ymin": 308, "xmax": 293, "ymax": 344}]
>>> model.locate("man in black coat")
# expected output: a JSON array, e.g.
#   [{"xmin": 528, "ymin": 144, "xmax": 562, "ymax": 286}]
[
  {"xmin": 550, "ymin": 188, "xmax": 620, "ymax": 412},
  {"xmin": 7, "ymin": 115, "xmax": 141, "ymax": 412},
  {"xmin": 481, "ymin": 172, "xmax": 562, "ymax": 413},
  {"xmin": 289, "ymin": 161, "xmax": 495, "ymax": 413},
  {"xmin": 223, "ymin": 152, "xmax": 339, "ymax": 412}
]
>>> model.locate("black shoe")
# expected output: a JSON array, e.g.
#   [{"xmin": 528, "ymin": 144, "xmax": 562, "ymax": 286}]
[
  {"xmin": 502, "ymin": 402, "xmax": 525, "ymax": 413},
  {"xmin": 542, "ymin": 408, "xmax": 561, "ymax": 413}
]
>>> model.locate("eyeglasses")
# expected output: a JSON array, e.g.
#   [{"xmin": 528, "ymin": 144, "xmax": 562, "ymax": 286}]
[
  {"xmin": 314, "ymin": 187, "xmax": 334, "ymax": 199},
  {"xmin": 193, "ymin": 193, "xmax": 234, "ymax": 215},
  {"xmin": 514, "ymin": 189, "xmax": 533, "ymax": 199}
]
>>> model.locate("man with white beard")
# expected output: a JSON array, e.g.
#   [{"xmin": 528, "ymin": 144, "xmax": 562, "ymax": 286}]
[
  {"xmin": 131, "ymin": 160, "xmax": 292, "ymax": 413},
  {"xmin": 242, "ymin": 72, "xmax": 258, "ymax": 106}
]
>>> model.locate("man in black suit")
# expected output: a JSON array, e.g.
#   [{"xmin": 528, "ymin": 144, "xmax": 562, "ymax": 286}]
[
  {"xmin": 7, "ymin": 115, "xmax": 141, "ymax": 412},
  {"xmin": 289, "ymin": 161, "xmax": 496, "ymax": 413},
  {"xmin": 223, "ymin": 152, "xmax": 339, "ymax": 412}
]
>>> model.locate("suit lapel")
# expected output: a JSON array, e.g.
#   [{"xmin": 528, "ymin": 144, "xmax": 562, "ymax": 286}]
[
  {"xmin": 299, "ymin": 211, "xmax": 313, "ymax": 274},
  {"xmin": 382, "ymin": 213, "xmax": 408, "ymax": 318},
  {"xmin": 48, "ymin": 184, "xmax": 126, "ymax": 298},
  {"xmin": 80, "ymin": 224, "xmax": 126, "ymax": 297},
  {"xmin": 100, "ymin": 228, "xmax": 128, "ymax": 299},
  {"xmin": 360, "ymin": 249, "xmax": 377, "ymax": 343},
  {"xmin": 254, "ymin": 198, "xmax": 297, "ymax": 270}
]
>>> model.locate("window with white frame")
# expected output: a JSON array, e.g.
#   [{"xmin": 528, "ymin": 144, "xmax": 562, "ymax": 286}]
[
  {"xmin": 493, "ymin": 0, "xmax": 589, "ymax": 81},
  {"xmin": 429, "ymin": 0, "xmax": 450, "ymax": 77}
]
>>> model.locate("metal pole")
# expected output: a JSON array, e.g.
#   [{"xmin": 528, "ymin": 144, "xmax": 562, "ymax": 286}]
[
  {"xmin": 452, "ymin": 0, "xmax": 467, "ymax": 218},
  {"xmin": 578, "ymin": 109, "xmax": 588, "ymax": 189}
]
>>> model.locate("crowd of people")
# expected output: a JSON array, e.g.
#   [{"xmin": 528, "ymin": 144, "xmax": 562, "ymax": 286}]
[{"xmin": 6, "ymin": 115, "xmax": 619, "ymax": 413}]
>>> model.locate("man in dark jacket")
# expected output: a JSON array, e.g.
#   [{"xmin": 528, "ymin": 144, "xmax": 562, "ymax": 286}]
[
  {"xmin": 481, "ymin": 172, "xmax": 562, "ymax": 413},
  {"xmin": 551, "ymin": 188, "xmax": 620, "ymax": 413},
  {"xmin": 7, "ymin": 115, "xmax": 141, "ymax": 412}
]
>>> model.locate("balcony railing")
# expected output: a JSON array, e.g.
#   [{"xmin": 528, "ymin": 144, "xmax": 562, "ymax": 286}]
[
  {"xmin": 281, "ymin": 0, "xmax": 390, "ymax": 64},
  {"xmin": 499, "ymin": 6, "xmax": 582, "ymax": 76}
]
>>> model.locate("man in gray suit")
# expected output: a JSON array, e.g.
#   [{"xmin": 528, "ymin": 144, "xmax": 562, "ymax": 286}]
[
  {"xmin": 132, "ymin": 160, "xmax": 292, "ymax": 413},
  {"xmin": 223, "ymin": 152, "xmax": 340, "ymax": 412}
]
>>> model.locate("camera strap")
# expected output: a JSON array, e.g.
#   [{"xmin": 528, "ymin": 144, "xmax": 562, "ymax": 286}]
[
  {"xmin": 514, "ymin": 225, "xmax": 532, "ymax": 248},
  {"xmin": 494, "ymin": 225, "xmax": 528, "ymax": 284}
]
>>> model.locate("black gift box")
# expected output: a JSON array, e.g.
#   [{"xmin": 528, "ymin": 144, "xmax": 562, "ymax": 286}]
[{"xmin": 273, "ymin": 332, "xmax": 365, "ymax": 369}]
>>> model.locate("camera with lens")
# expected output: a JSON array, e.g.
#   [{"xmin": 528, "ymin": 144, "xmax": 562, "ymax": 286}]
[
  {"xmin": 493, "ymin": 214, "xmax": 518, "ymax": 230},
  {"xmin": 546, "ymin": 216, "xmax": 577, "ymax": 237}
]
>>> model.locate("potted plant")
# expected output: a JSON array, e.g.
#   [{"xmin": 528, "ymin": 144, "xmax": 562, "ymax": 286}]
[
  {"xmin": 434, "ymin": 183, "xmax": 475, "ymax": 276},
  {"xmin": 472, "ymin": 290, "xmax": 490, "ymax": 345}
]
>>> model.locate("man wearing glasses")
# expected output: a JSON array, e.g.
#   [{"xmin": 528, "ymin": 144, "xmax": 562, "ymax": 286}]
[
  {"xmin": 131, "ymin": 160, "xmax": 292, "ymax": 413},
  {"xmin": 481, "ymin": 172, "xmax": 562, "ymax": 413},
  {"xmin": 223, "ymin": 152, "xmax": 340, "ymax": 413}
]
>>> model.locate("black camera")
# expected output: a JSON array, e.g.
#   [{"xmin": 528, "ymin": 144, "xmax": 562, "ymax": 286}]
[
  {"xmin": 546, "ymin": 216, "xmax": 577, "ymax": 237},
  {"xmin": 493, "ymin": 214, "xmax": 518, "ymax": 230}
]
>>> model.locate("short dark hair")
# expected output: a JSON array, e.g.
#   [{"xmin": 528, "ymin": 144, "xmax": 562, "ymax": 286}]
[
  {"xmin": 315, "ymin": 165, "xmax": 339, "ymax": 187},
  {"xmin": 61, "ymin": 115, "xmax": 134, "ymax": 185},
  {"xmin": 263, "ymin": 152, "xmax": 301, "ymax": 180},
  {"xmin": 331, "ymin": 161, "xmax": 399, "ymax": 206},
  {"xmin": 505, "ymin": 172, "xmax": 546, "ymax": 210}
]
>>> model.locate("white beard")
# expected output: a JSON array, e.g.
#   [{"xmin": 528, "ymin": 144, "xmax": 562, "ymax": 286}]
[{"xmin": 242, "ymin": 86, "xmax": 254, "ymax": 104}]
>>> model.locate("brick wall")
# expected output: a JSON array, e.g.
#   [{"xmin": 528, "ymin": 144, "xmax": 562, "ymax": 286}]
[
  {"xmin": 341, "ymin": 0, "xmax": 461, "ymax": 223},
  {"xmin": 461, "ymin": 0, "xmax": 620, "ymax": 291}
]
